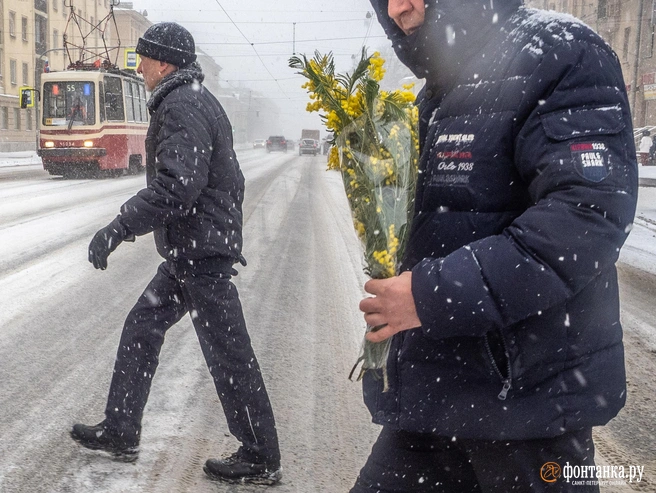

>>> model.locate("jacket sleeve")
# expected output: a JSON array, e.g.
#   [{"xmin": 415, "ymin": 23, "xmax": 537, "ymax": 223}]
[
  {"xmin": 412, "ymin": 39, "xmax": 639, "ymax": 339},
  {"xmin": 119, "ymin": 102, "xmax": 212, "ymax": 236}
]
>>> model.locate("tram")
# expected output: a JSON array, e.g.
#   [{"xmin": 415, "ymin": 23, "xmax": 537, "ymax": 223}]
[{"xmin": 37, "ymin": 65, "xmax": 149, "ymax": 178}]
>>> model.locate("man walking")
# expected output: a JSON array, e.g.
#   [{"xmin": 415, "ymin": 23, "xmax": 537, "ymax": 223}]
[
  {"xmin": 70, "ymin": 22, "xmax": 281, "ymax": 485},
  {"xmin": 353, "ymin": 1, "xmax": 638, "ymax": 492}
]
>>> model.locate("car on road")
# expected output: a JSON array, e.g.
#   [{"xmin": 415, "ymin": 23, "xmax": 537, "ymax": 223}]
[
  {"xmin": 253, "ymin": 139, "xmax": 266, "ymax": 149},
  {"xmin": 266, "ymin": 136, "xmax": 288, "ymax": 153},
  {"xmin": 298, "ymin": 138, "xmax": 319, "ymax": 156},
  {"xmin": 321, "ymin": 139, "xmax": 331, "ymax": 155}
]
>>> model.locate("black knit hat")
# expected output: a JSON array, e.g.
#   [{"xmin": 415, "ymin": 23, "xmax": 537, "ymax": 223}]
[{"xmin": 136, "ymin": 22, "xmax": 197, "ymax": 68}]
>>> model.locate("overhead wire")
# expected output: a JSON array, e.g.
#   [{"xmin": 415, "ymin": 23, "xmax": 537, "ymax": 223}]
[
  {"xmin": 212, "ymin": 0, "xmax": 293, "ymax": 99},
  {"xmin": 198, "ymin": 35, "xmax": 386, "ymax": 46}
]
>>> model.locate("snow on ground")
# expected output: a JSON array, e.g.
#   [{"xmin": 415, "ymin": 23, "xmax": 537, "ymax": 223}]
[{"xmin": 3, "ymin": 150, "xmax": 655, "ymax": 271}]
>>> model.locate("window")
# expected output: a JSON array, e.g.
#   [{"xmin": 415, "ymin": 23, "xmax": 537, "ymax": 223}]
[
  {"xmin": 22, "ymin": 62, "xmax": 28, "ymax": 85},
  {"xmin": 1, "ymin": 107, "xmax": 8, "ymax": 129},
  {"xmin": 124, "ymin": 80, "xmax": 135, "ymax": 122},
  {"xmin": 9, "ymin": 11, "xmax": 16, "ymax": 38},
  {"xmin": 34, "ymin": 0, "xmax": 47, "ymax": 13},
  {"xmin": 35, "ymin": 15, "xmax": 47, "ymax": 54},
  {"xmin": 53, "ymin": 0, "xmax": 58, "ymax": 11},
  {"xmin": 14, "ymin": 108, "xmax": 21, "ymax": 130},
  {"xmin": 623, "ymin": 27, "xmax": 631, "ymax": 61},
  {"xmin": 104, "ymin": 76, "xmax": 125, "ymax": 121},
  {"xmin": 99, "ymin": 81, "xmax": 105, "ymax": 122},
  {"xmin": 53, "ymin": 29, "xmax": 59, "ymax": 49},
  {"xmin": 42, "ymin": 81, "xmax": 96, "ymax": 126},
  {"xmin": 26, "ymin": 109, "xmax": 32, "ymax": 130},
  {"xmin": 10, "ymin": 59, "xmax": 16, "ymax": 85},
  {"xmin": 598, "ymin": 0, "xmax": 607, "ymax": 18},
  {"xmin": 138, "ymin": 83, "xmax": 148, "ymax": 122},
  {"xmin": 21, "ymin": 16, "xmax": 28, "ymax": 42}
]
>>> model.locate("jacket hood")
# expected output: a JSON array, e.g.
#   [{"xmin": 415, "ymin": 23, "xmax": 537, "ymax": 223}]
[{"xmin": 370, "ymin": 0, "xmax": 523, "ymax": 85}]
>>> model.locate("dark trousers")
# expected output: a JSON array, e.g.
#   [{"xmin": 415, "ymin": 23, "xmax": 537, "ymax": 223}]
[
  {"xmin": 350, "ymin": 427, "xmax": 599, "ymax": 493},
  {"xmin": 104, "ymin": 261, "xmax": 280, "ymax": 465}
]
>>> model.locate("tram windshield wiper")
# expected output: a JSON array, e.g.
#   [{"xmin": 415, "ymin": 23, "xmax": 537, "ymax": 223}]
[{"xmin": 67, "ymin": 98, "xmax": 82, "ymax": 130}]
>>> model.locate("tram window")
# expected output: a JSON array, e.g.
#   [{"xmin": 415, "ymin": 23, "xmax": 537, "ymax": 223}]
[
  {"xmin": 98, "ymin": 81, "xmax": 106, "ymax": 123},
  {"xmin": 124, "ymin": 80, "xmax": 135, "ymax": 122},
  {"xmin": 42, "ymin": 81, "xmax": 96, "ymax": 126},
  {"xmin": 104, "ymin": 76, "xmax": 125, "ymax": 121},
  {"xmin": 130, "ymin": 82, "xmax": 142, "ymax": 122},
  {"xmin": 138, "ymin": 83, "xmax": 148, "ymax": 122},
  {"xmin": 133, "ymin": 82, "xmax": 143, "ymax": 122}
]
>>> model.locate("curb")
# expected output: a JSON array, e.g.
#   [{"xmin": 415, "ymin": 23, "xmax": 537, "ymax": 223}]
[{"xmin": 639, "ymin": 177, "xmax": 656, "ymax": 188}]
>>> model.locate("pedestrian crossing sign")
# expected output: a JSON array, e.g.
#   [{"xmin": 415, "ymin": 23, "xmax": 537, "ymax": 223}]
[{"xmin": 125, "ymin": 49, "xmax": 139, "ymax": 69}]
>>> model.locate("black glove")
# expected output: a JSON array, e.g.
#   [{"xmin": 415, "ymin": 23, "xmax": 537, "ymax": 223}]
[{"xmin": 88, "ymin": 216, "xmax": 133, "ymax": 270}]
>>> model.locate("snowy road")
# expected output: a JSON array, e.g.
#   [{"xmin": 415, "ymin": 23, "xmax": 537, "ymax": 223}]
[
  {"xmin": 0, "ymin": 153, "xmax": 654, "ymax": 492},
  {"xmin": 0, "ymin": 150, "xmax": 378, "ymax": 493}
]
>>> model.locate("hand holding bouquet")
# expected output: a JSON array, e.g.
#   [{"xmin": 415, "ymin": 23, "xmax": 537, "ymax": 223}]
[{"xmin": 290, "ymin": 50, "xmax": 419, "ymax": 390}]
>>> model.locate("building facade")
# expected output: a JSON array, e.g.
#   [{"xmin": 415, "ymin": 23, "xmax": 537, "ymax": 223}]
[
  {"xmin": 0, "ymin": 0, "xmax": 113, "ymax": 151},
  {"xmin": 114, "ymin": 3, "xmax": 149, "ymax": 72},
  {"xmin": 526, "ymin": 0, "xmax": 656, "ymax": 129},
  {"xmin": 1, "ymin": 0, "xmax": 39, "ymax": 150}
]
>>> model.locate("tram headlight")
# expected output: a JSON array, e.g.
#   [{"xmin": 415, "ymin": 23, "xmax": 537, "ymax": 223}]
[
  {"xmin": 44, "ymin": 141, "xmax": 55, "ymax": 148},
  {"xmin": 83, "ymin": 140, "xmax": 94, "ymax": 148}
]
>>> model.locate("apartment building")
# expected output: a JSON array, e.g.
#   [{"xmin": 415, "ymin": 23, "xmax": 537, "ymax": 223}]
[
  {"xmin": 0, "ymin": 0, "xmax": 112, "ymax": 151},
  {"xmin": 113, "ymin": 3, "xmax": 149, "ymax": 72},
  {"xmin": 0, "ymin": 0, "xmax": 39, "ymax": 150},
  {"xmin": 526, "ymin": 0, "xmax": 656, "ymax": 129}
]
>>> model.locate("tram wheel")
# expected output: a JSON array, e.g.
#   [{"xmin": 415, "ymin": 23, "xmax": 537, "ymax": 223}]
[{"xmin": 128, "ymin": 154, "xmax": 144, "ymax": 175}]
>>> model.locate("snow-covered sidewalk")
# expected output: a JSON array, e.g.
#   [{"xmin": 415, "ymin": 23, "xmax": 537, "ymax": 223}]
[
  {"xmin": 639, "ymin": 164, "xmax": 656, "ymax": 186},
  {"xmin": 0, "ymin": 151, "xmax": 41, "ymax": 168}
]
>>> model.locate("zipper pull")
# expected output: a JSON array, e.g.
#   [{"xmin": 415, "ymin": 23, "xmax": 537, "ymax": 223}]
[{"xmin": 498, "ymin": 379, "xmax": 511, "ymax": 400}]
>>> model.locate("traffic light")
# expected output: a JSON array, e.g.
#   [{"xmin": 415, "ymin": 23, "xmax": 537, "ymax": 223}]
[{"xmin": 19, "ymin": 87, "xmax": 35, "ymax": 108}]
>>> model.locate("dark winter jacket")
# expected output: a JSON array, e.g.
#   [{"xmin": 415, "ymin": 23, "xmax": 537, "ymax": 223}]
[
  {"xmin": 365, "ymin": 0, "xmax": 638, "ymax": 440},
  {"xmin": 119, "ymin": 63, "xmax": 245, "ymax": 274}
]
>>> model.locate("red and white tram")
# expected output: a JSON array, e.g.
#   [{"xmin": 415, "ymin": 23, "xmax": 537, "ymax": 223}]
[{"xmin": 38, "ymin": 67, "xmax": 149, "ymax": 178}]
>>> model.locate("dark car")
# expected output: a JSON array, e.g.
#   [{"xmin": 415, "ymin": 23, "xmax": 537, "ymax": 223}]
[
  {"xmin": 266, "ymin": 136, "xmax": 287, "ymax": 153},
  {"xmin": 322, "ymin": 139, "xmax": 331, "ymax": 155},
  {"xmin": 298, "ymin": 138, "xmax": 319, "ymax": 156}
]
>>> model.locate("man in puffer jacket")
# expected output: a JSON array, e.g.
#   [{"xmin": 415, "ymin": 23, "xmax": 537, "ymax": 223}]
[
  {"xmin": 352, "ymin": 1, "xmax": 638, "ymax": 491},
  {"xmin": 70, "ymin": 23, "xmax": 281, "ymax": 485}
]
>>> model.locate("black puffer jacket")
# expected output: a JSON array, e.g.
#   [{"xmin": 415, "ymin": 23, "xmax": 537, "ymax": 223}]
[
  {"xmin": 119, "ymin": 63, "xmax": 245, "ymax": 272},
  {"xmin": 365, "ymin": 1, "xmax": 638, "ymax": 439}
]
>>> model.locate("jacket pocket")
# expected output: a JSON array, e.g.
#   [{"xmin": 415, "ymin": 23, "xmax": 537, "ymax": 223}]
[
  {"xmin": 539, "ymin": 106, "xmax": 626, "ymax": 183},
  {"xmin": 540, "ymin": 105, "xmax": 624, "ymax": 141}
]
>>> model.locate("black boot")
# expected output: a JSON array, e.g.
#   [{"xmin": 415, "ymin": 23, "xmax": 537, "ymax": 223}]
[
  {"xmin": 70, "ymin": 422, "xmax": 139, "ymax": 462},
  {"xmin": 204, "ymin": 450, "xmax": 282, "ymax": 485}
]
